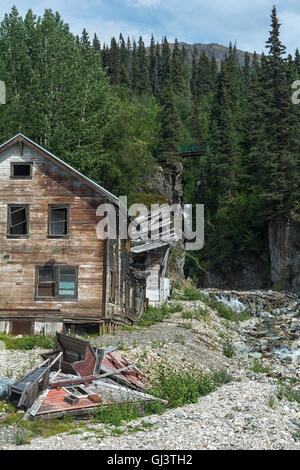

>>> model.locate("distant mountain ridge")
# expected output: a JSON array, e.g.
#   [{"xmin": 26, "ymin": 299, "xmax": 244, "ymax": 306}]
[{"xmin": 168, "ymin": 42, "xmax": 258, "ymax": 65}]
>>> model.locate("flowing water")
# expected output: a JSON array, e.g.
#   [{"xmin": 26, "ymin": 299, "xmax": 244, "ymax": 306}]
[{"xmin": 202, "ymin": 290, "xmax": 300, "ymax": 365}]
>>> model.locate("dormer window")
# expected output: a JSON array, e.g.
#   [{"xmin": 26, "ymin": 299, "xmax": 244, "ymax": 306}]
[{"xmin": 11, "ymin": 162, "xmax": 32, "ymax": 179}]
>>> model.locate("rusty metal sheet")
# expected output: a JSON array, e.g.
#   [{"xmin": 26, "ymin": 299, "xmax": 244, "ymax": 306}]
[{"xmin": 101, "ymin": 351, "xmax": 149, "ymax": 389}]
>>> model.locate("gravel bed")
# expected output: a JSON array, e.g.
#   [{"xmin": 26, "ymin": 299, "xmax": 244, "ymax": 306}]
[{"xmin": 2, "ymin": 379, "xmax": 299, "ymax": 450}]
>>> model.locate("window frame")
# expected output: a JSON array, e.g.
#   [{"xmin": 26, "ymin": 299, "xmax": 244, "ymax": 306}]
[
  {"xmin": 35, "ymin": 265, "xmax": 78, "ymax": 301},
  {"xmin": 7, "ymin": 204, "xmax": 30, "ymax": 239},
  {"xmin": 10, "ymin": 162, "xmax": 33, "ymax": 180},
  {"xmin": 48, "ymin": 204, "xmax": 70, "ymax": 239}
]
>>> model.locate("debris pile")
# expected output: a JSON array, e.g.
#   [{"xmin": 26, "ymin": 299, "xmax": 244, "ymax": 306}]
[{"xmin": 0, "ymin": 333, "xmax": 163, "ymax": 420}]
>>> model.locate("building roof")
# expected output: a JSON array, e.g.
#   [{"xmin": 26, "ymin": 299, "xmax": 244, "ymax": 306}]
[{"xmin": 0, "ymin": 134, "xmax": 119, "ymax": 205}]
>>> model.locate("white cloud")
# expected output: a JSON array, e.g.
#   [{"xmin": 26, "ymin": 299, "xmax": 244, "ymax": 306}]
[{"xmin": 126, "ymin": 0, "xmax": 161, "ymax": 8}]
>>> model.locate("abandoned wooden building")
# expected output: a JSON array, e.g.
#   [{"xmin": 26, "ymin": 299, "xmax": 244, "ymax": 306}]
[{"xmin": 0, "ymin": 134, "xmax": 175, "ymax": 336}]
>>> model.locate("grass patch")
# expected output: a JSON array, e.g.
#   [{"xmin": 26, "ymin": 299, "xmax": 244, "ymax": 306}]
[
  {"xmin": 121, "ymin": 326, "xmax": 139, "ymax": 332},
  {"xmin": 167, "ymin": 304, "xmax": 184, "ymax": 314},
  {"xmin": 268, "ymin": 396, "xmax": 276, "ymax": 408},
  {"xmin": 212, "ymin": 369, "xmax": 235, "ymax": 385},
  {"xmin": 174, "ymin": 334, "xmax": 185, "ymax": 345},
  {"xmin": 111, "ymin": 428, "xmax": 126, "ymax": 436},
  {"xmin": 251, "ymin": 359, "xmax": 271, "ymax": 374},
  {"xmin": 222, "ymin": 337, "xmax": 235, "ymax": 359},
  {"xmin": 92, "ymin": 401, "xmax": 164, "ymax": 427},
  {"xmin": 138, "ymin": 304, "xmax": 172, "ymax": 328},
  {"xmin": 277, "ymin": 383, "xmax": 300, "ymax": 404},
  {"xmin": 0, "ymin": 410, "xmax": 79, "ymax": 444},
  {"xmin": 0, "ymin": 333, "xmax": 54, "ymax": 351},
  {"xmin": 178, "ymin": 322, "xmax": 193, "ymax": 330},
  {"xmin": 181, "ymin": 306, "xmax": 210, "ymax": 322}
]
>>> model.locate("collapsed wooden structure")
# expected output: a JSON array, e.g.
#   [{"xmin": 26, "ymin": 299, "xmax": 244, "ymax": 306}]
[{"xmin": 5, "ymin": 333, "xmax": 164, "ymax": 419}]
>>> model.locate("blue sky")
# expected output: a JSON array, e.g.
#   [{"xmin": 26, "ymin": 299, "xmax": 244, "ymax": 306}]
[{"xmin": 1, "ymin": 0, "xmax": 300, "ymax": 54}]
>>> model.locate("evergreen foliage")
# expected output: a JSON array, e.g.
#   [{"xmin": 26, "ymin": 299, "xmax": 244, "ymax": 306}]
[{"xmin": 0, "ymin": 6, "xmax": 299, "ymax": 281}]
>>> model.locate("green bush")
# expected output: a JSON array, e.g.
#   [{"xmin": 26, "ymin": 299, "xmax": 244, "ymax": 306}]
[
  {"xmin": 179, "ymin": 287, "xmax": 205, "ymax": 301},
  {"xmin": 213, "ymin": 370, "xmax": 235, "ymax": 385},
  {"xmin": 222, "ymin": 337, "xmax": 235, "ymax": 358},
  {"xmin": 0, "ymin": 333, "xmax": 55, "ymax": 351},
  {"xmin": 149, "ymin": 364, "xmax": 216, "ymax": 408},
  {"xmin": 138, "ymin": 304, "xmax": 172, "ymax": 327},
  {"xmin": 167, "ymin": 304, "xmax": 184, "ymax": 314}
]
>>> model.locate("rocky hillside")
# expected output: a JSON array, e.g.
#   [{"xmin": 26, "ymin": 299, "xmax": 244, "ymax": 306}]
[{"xmin": 168, "ymin": 41, "xmax": 258, "ymax": 64}]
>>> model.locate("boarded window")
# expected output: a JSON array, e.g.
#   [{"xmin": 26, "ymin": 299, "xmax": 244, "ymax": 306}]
[
  {"xmin": 36, "ymin": 266, "xmax": 77, "ymax": 300},
  {"xmin": 12, "ymin": 321, "xmax": 33, "ymax": 336},
  {"xmin": 48, "ymin": 205, "xmax": 70, "ymax": 237},
  {"xmin": 11, "ymin": 162, "xmax": 32, "ymax": 179},
  {"xmin": 7, "ymin": 205, "xmax": 29, "ymax": 237}
]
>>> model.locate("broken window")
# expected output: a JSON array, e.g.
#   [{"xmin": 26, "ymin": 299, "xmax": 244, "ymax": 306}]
[
  {"xmin": 7, "ymin": 205, "xmax": 29, "ymax": 237},
  {"xmin": 63, "ymin": 386, "xmax": 90, "ymax": 398},
  {"xmin": 11, "ymin": 162, "xmax": 32, "ymax": 179},
  {"xmin": 48, "ymin": 205, "xmax": 70, "ymax": 237},
  {"xmin": 36, "ymin": 266, "xmax": 77, "ymax": 300}
]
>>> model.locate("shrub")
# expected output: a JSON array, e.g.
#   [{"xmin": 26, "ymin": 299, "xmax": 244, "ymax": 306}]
[
  {"xmin": 149, "ymin": 364, "xmax": 216, "ymax": 409},
  {"xmin": 138, "ymin": 304, "xmax": 172, "ymax": 328},
  {"xmin": 252, "ymin": 359, "xmax": 271, "ymax": 374},
  {"xmin": 0, "ymin": 334, "xmax": 54, "ymax": 351},
  {"xmin": 167, "ymin": 304, "xmax": 184, "ymax": 314},
  {"xmin": 222, "ymin": 337, "xmax": 235, "ymax": 358},
  {"xmin": 92, "ymin": 401, "xmax": 165, "ymax": 426},
  {"xmin": 213, "ymin": 370, "xmax": 235, "ymax": 385}
]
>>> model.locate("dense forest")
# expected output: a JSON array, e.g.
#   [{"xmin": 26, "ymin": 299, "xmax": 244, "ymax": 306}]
[{"xmin": 0, "ymin": 6, "xmax": 300, "ymax": 285}]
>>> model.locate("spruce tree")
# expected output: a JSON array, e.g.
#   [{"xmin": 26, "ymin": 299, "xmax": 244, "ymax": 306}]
[
  {"xmin": 172, "ymin": 38, "xmax": 184, "ymax": 94},
  {"xmin": 260, "ymin": 6, "xmax": 300, "ymax": 216},
  {"xmin": 158, "ymin": 81, "xmax": 183, "ymax": 164}
]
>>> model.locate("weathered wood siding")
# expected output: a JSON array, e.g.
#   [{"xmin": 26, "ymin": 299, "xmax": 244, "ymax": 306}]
[
  {"xmin": 104, "ymin": 237, "xmax": 146, "ymax": 324},
  {"xmin": 0, "ymin": 143, "xmax": 107, "ymax": 325}
]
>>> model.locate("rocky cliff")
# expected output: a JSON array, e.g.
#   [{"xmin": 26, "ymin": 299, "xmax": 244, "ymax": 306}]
[
  {"xmin": 268, "ymin": 215, "xmax": 300, "ymax": 295},
  {"xmin": 147, "ymin": 161, "xmax": 184, "ymax": 205}
]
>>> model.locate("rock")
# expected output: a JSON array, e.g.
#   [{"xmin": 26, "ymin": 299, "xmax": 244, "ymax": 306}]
[
  {"xmin": 175, "ymin": 413, "xmax": 186, "ymax": 419},
  {"xmin": 249, "ymin": 353, "xmax": 262, "ymax": 359}
]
